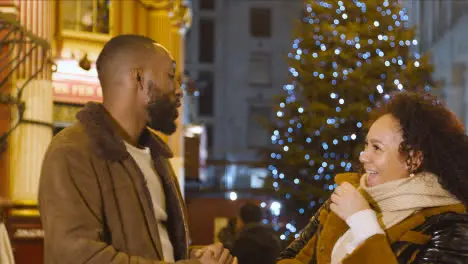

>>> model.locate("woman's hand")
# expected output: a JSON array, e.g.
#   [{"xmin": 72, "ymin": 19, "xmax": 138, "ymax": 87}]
[
  {"xmin": 192, "ymin": 243, "xmax": 237, "ymax": 264},
  {"xmin": 330, "ymin": 182, "xmax": 371, "ymax": 221}
]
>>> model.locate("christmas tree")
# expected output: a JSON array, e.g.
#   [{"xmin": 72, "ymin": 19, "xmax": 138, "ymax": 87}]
[{"xmin": 265, "ymin": 0, "xmax": 434, "ymax": 242}]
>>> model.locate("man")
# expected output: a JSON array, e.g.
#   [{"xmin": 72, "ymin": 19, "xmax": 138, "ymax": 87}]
[
  {"xmin": 39, "ymin": 35, "xmax": 234, "ymax": 264},
  {"xmin": 232, "ymin": 203, "xmax": 281, "ymax": 264}
]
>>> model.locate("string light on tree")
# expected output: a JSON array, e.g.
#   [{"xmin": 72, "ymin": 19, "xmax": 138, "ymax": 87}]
[{"xmin": 264, "ymin": 0, "xmax": 434, "ymax": 242}]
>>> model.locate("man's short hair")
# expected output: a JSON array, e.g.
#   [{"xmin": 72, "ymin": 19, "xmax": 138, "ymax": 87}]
[
  {"xmin": 96, "ymin": 34, "xmax": 156, "ymax": 84},
  {"xmin": 239, "ymin": 203, "xmax": 262, "ymax": 224}
]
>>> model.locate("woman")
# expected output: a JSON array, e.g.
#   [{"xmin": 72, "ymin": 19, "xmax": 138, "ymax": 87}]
[{"xmin": 277, "ymin": 92, "xmax": 468, "ymax": 264}]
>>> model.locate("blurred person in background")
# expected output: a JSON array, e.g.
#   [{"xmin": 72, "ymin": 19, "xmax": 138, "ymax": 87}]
[
  {"xmin": 218, "ymin": 218, "xmax": 238, "ymax": 251},
  {"xmin": 232, "ymin": 203, "xmax": 281, "ymax": 264}
]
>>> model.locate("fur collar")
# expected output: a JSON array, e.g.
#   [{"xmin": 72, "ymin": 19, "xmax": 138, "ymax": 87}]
[{"xmin": 76, "ymin": 102, "xmax": 173, "ymax": 161}]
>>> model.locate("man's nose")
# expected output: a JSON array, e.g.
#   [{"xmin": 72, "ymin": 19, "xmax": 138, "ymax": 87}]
[{"xmin": 174, "ymin": 78, "xmax": 183, "ymax": 99}]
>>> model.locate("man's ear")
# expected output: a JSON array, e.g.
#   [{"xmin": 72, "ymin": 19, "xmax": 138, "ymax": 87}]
[{"xmin": 132, "ymin": 67, "xmax": 144, "ymax": 88}]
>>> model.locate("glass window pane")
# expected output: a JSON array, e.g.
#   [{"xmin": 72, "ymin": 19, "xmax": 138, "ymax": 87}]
[
  {"xmin": 61, "ymin": 1, "xmax": 79, "ymax": 30},
  {"xmin": 61, "ymin": 0, "xmax": 110, "ymax": 34},
  {"xmin": 80, "ymin": 1, "xmax": 94, "ymax": 32},
  {"xmin": 247, "ymin": 106, "xmax": 271, "ymax": 147},
  {"xmin": 97, "ymin": 0, "xmax": 111, "ymax": 34},
  {"xmin": 198, "ymin": 71, "xmax": 214, "ymax": 116},
  {"xmin": 250, "ymin": 8, "xmax": 271, "ymax": 37},
  {"xmin": 249, "ymin": 52, "xmax": 271, "ymax": 86},
  {"xmin": 199, "ymin": 19, "xmax": 215, "ymax": 63},
  {"xmin": 200, "ymin": 0, "xmax": 215, "ymax": 10}
]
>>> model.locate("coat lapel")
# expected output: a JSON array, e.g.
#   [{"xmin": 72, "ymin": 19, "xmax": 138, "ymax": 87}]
[
  {"xmin": 316, "ymin": 211, "xmax": 349, "ymax": 264},
  {"xmin": 120, "ymin": 158, "xmax": 165, "ymax": 259},
  {"xmin": 315, "ymin": 173, "xmax": 359, "ymax": 264},
  {"xmin": 385, "ymin": 203, "xmax": 466, "ymax": 244},
  {"xmin": 150, "ymin": 143, "xmax": 188, "ymax": 260}
]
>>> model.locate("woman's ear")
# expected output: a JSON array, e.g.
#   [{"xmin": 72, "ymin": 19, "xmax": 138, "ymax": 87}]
[{"xmin": 408, "ymin": 150, "xmax": 424, "ymax": 173}]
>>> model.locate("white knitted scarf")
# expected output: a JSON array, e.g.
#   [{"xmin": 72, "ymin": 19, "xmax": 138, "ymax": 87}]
[
  {"xmin": 331, "ymin": 172, "xmax": 461, "ymax": 264},
  {"xmin": 360, "ymin": 172, "xmax": 460, "ymax": 228}
]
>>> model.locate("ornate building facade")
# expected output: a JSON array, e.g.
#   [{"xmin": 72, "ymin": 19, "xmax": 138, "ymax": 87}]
[
  {"xmin": 404, "ymin": 0, "xmax": 468, "ymax": 126},
  {"xmin": 0, "ymin": 1, "xmax": 191, "ymax": 263}
]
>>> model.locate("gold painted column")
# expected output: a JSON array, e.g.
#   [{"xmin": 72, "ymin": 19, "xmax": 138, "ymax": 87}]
[
  {"xmin": 168, "ymin": 2, "xmax": 191, "ymax": 194},
  {"xmin": 143, "ymin": 0, "xmax": 192, "ymax": 192},
  {"xmin": 9, "ymin": 0, "xmax": 53, "ymax": 205},
  {"xmin": 169, "ymin": 25, "xmax": 185, "ymax": 192},
  {"xmin": 9, "ymin": 80, "xmax": 53, "ymax": 203},
  {"xmin": 0, "ymin": 0, "xmax": 17, "ymax": 199},
  {"xmin": 145, "ymin": 1, "xmax": 172, "ymax": 145}
]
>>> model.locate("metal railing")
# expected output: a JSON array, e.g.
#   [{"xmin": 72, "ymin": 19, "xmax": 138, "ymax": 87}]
[{"xmin": 0, "ymin": 12, "xmax": 51, "ymax": 153}]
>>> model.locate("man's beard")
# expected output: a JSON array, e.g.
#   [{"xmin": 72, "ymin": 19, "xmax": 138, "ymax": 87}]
[{"xmin": 147, "ymin": 95, "xmax": 179, "ymax": 135}]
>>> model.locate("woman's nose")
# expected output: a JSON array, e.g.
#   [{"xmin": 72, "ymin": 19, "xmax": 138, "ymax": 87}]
[{"xmin": 359, "ymin": 150, "xmax": 369, "ymax": 164}]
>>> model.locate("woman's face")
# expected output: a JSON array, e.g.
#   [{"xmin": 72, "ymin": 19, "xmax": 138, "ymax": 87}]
[{"xmin": 359, "ymin": 114, "xmax": 410, "ymax": 187}]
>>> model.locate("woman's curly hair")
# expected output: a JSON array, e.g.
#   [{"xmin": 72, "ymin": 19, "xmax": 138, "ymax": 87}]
[{"xmin": 371, "ymin": 92, "xmax": 468, "ymax": 204}]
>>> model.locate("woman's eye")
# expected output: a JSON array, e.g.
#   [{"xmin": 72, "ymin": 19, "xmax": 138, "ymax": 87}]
[{"xmin": 362, "ymin": 143, "xmax": 369, "ymax": 152}]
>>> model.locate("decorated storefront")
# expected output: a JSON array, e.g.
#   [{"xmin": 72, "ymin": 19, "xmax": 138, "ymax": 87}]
[{"xmin": 52, "ymin": 59, "xmax": 102, "ymax": 133}]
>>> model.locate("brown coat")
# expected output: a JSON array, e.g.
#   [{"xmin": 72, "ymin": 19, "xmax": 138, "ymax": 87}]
[
  {"xmin": 39, "ymin": 102, "xmax": 199, "ymax": 264},
  {"xmin": 277, "ymin": 173, "xmax": 466, "ymax": 264}
]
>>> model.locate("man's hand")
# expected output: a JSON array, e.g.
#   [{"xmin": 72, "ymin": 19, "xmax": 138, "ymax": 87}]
[
  {"xmin": 196, "ymin": 250, "xmax": 224, "ymax": 264},
  {"xmin": 192, "ymin": 243, "xmax": 237, "ymax": 264},
  {"xmin": 330, "ymin": 182, "xmax": 371, "ymax": 221}
]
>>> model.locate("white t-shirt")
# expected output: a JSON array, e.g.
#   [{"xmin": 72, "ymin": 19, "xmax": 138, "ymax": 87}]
[{"xmin": 124, "ymin": 142, "xmax": 175, "ymax": 262}]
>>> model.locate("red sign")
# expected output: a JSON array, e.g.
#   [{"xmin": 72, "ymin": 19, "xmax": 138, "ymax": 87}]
[{"xmin": 53, "ymin": 79, "xmax": 102, "ymax": 104}]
